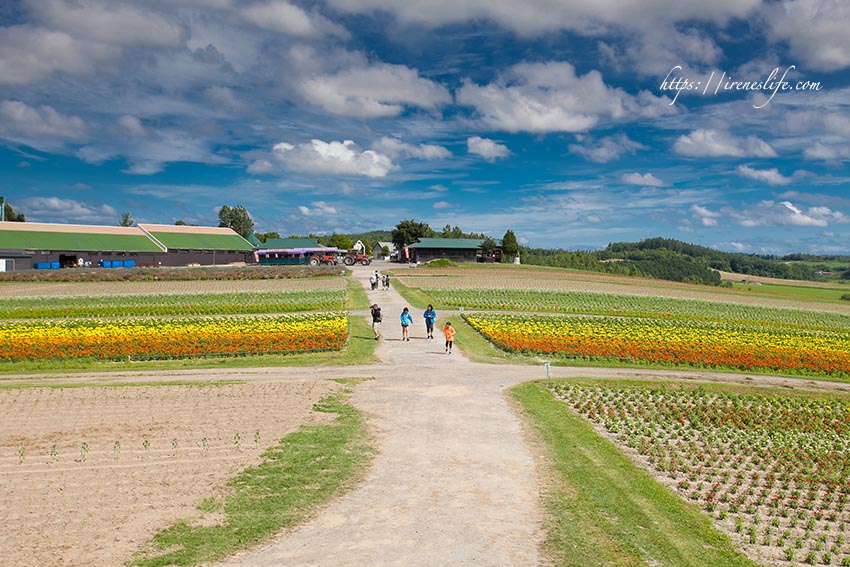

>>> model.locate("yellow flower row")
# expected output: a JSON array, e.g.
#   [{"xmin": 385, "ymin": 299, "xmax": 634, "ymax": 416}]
[
  {"xmin": 0, "ymin": 313, "xmax": 348, "ymax": 361},
  {"xmin": 464, "ymin": 314, "xmax": 850, "ymax": 375}
]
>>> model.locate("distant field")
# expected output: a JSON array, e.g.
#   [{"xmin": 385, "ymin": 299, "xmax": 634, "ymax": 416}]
[
  {"xmin": 396, "ymin": 264, "xmax": 850, "ymax": 315},
  {"xmin": 393, "ymin": 265, "xmax": 850, "ymax": 379}
]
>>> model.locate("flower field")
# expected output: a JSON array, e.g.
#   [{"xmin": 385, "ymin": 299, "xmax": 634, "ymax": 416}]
[
  {"xmin": 554, "ymin": 383, "xmax": 850, "ymax": 566},
  {"xmin": 0, "ymin": 289, "xmax": 346, "ymax": 319},
  {"xmin": 463, "ymin": 308, "xmax": 850, "ymax": 378},
  {"xmin": 426, "ymin": 288, "xmax": 850, "ymax": 328},
  {"xmin": 0, "ymin": 312, "xmax": 348, "ymax": 361}
]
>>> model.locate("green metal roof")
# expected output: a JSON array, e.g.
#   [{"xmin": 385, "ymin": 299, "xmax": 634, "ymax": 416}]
[
  {"xmin": 145, "ymin": 230, "xmax": 254, "ymax": 251},
  {"xmin": 0, "ymin": 226, "xmax": 163, "ymax": 252},
  {"xmin": 262, "ymin": 237, "xmax": 323, "ymax": 249},
  {"xmin": 408, "ymin": 238, "xmax": 487, "ymax": 249}
]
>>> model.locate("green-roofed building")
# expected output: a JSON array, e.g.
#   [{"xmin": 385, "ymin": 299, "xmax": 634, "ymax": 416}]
[
  {"xmin": 406, "ymin": 238, "xmax": 502, "ymax": 264},
  {"xmin": 0, "ymin": 221, "xmax": 253, "ymax": 271},
  {"xmin": 139, "ymin": 224, "xmax": 254, "ymax": 266}
]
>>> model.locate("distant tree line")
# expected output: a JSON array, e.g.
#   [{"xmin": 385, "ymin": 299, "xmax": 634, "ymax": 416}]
[{"xmin": 521, "ymin": 237, "xmax": 850, "ymax": 285}]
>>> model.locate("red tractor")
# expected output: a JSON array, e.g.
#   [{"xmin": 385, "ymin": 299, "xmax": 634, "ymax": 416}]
[
  {"xmin": 341, "ymin": 251, "xmax": 371, "ymax": 266},
  {"xmin": 308, "ymin": 253, "xmax": 339, "ymax": 266}
]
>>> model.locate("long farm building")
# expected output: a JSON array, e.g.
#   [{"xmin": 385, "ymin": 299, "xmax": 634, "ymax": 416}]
[{"xmin": 0, "ymin": 221, "xmax": 254, "ymax": 271}]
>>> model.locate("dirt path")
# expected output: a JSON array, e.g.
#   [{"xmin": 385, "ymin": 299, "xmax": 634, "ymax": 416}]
[{"xmin": 213, "ymin": 264, "xmax": 544, "ymax": 566}]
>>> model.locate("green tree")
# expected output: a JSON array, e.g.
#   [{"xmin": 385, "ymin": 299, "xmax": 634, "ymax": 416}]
[
  {"xmin": 327, "ymin": 232, "xmax": 354, "ymax": 250},
  {"xmin": 480, "ymin": 236, "xmax": 496, "ymax": 260},
  {"xmin": 502, "ymin": 229, "xmax": 519, "ymax": 260},
  {"xmin": 118, "ymin": 210, "xmax": 135, "ymax": 227},
  {"xmin": 254, "ymin": 231, "xmax": 280, "ymax": 243},
  {"xmin": 218, "ymin": 204, "xmax": 254, "ymax": 238},
  {"xmin": 3, "ymin": 202, "xmax": 25, "ymax": 222},
  {"xmin": 391, "ymin": 219, "xmax": 435, "ymax": 251}
]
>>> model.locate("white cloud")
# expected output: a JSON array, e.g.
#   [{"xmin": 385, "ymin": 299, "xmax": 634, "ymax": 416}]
[
  {"xmin": 29, "ymin": 0, "xmax": 186, "ymax": 48},
  {"xmin": 241, "ymin": 1, "xmax": 349, "ymax": 38},
  {"xmin": 457, "ymin": 61, "xmax": 672, "ymax": 133},
  {"xmin": 568, "ymin": 133, "xmax": 646, "ymax": 163},
  {"xmin": 0, "ymin": 25, "xmax": 119, "ymax": 85},
  {"xmin": 324, "ymin": 0, "xmax": 759, "ymax": 38},
  {"xmin": 729, "ymin": 200, "xmax": 849, "ymax": 227},
  {"xmin": 0, "ymin": 100, "xmax": 88, "ymax": 148},
  {"xmin": 123, "ymin": 161, "xmax": 164, "ymax": 175},
  {"xmin": 371, "ymin": 137, "xmax": 451, "ymax": 160},
  {"xmin": 298, "ymin": 63, "xmax": 451, "ymax": 118},
  {"xmin": 118, "ymin": 115, "xmax": 147, "ymax": 137},
  {"xmin": 620, "ymin": 172, "xmax": 665, "ymax": 187},
  {"xmin": 673, "ymin": 129, "xmax": 777, "ymax": 158},
  {"xmin": 17, "ymin": 196, "xmax": 118, "ymax": 224},
  {"xmin": 433, "ymin": 201, "xmax": 452, "ymax": 209},
  {"xmin": 467, "ymin": 136, "xmax": 510, "ymax": 161},
  {"xmin": 273, "ymin": 139, "xmax": 396, "ymax": 177},
  {"xmin": 804, "ymin": 143, "xmax": 850, "ymax": 162},
  {"xmin": 735, "ymin": 165, "xmax": 792, "ymax": 186},
  {"xmin": 691, "ymin": 204, "xmax": 721, "ymax": 227},
  {"xmin": 203, "ymin": 86, "xmax": 245, "ymax": 111},
  {"xmin": 298, "ymin": 201, "xmax": 338, "ymax": 216},
  {"xmin": 247, "ymin": 159, "xmax": 276, "ymax": 175},
  {"xmin": 764, "ymin": 0, "xmax": 850, "ymax": 71}
]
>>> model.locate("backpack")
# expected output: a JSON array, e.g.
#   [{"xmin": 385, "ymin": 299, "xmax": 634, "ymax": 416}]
[{"xmin": 372, "ymin": 308, "xmax": 382, "ymax": 322}]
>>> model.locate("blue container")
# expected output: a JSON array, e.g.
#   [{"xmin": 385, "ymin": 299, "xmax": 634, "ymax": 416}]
[
  {"xmin": 112, "ymin": 260, "xmax": 124, "ymax": 268},
  {"xmin": 34, "ymin": 262, "xmax": 50, "ymax": 269},
  {"xmin": 123, "ymin": 259, "xmax": 136, "ymax": 268},
  {"xmin": 50, "ymin": 262, "xmax": 60, "ymax": 269}
]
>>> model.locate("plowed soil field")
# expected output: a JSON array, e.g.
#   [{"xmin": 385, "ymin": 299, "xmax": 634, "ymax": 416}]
[{"xmin": 0, "ymin": 379, "xmax": 342, "ymax": 567}]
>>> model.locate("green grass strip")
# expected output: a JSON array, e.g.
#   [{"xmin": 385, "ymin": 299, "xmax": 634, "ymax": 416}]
[
  {"xmin": 132, "ymin": 392, "xmax": 374, "ymax": 567},
  {"xmin": 511, "ymin": 380, "xmax": 760, "ymax": 567}
]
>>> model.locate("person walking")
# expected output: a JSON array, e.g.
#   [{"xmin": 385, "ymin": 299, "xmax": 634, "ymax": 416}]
[
  {"xmin": 369, "ymin": 272, "xmax": 377, "ymax": 291},
  {"xmin": 370, "ymin": 303, "xmax": 382, "ymax": 340},
  {"xmin": 442, "ymin": 321, "xmax": 455, "ymax": 354},
  {"xmin": 400, "ymin": 307, "xmax": 414, "ymax": 341},
  {"xmin": 423, "ymin": 304, "xmax": 437, "ymax": 339}
]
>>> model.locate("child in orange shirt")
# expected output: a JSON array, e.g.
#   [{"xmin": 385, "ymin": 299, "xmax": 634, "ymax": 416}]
[{"xmin": 442, "ymin": 321, "xmax": 455, "ymax": 354}]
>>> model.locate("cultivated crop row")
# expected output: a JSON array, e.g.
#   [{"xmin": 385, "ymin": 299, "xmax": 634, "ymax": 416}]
[
  {"xmin": 555, "ymin": 383, "xmax": 850, "ymax": 566},
  {"xmin": 0, "ymin": 289, "xmax": 346, "ymax": 319},
  {"xmin": 0, "ymin": 312, "xmax": 348, "ymax": 361},
  {"xmin": 427, "ymin": 288, "xmax": 850, "ymax": 329},
  {"xmin": 463, "ymin": 313, "xmax": 850, "ymax": 377}
]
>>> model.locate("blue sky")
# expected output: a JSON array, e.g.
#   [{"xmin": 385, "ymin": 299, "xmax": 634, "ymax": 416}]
[{"xmin": 2, "ymin": 1, "xmax": 850, "ymax": 254}]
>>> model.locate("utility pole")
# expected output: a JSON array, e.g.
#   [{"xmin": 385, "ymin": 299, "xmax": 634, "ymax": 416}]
[{"xmin": 1, "ymin": 196, "xmax": 5, "ymax": 222}]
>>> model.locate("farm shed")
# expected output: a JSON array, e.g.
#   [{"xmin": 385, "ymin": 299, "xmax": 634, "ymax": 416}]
[
  {"xmin": 0, "ymin": 221, "xmax": 254, "ymax": 271},
  {"xmin": 138, "ymin": 224, "xmax": 254, "ymax": 266},
  {"xmin": 373, "ymin": 241, "xmax": 397, "ymax": 260},
  {"xmin": 406, "ymin": 238, "xmax": 502, "ymax": 264},
  {"xmin": 0, "ymin": 221, "xmax": 165, "ymax": 270}
]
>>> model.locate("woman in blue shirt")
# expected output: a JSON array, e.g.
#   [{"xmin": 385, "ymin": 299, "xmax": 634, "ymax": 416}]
[
  {"xmin": 400, "ymin": 307, "xmax": 414, "ymax": 341},
  {"xmin": 423, "ymin": 304, "xmax": 437, "ymax": 339}
]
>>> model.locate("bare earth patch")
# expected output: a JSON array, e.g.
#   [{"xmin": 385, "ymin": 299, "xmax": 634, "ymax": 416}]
[{"xmin": 0, "ymin": 379, "xmax": 342, "ymax": 567}]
